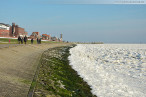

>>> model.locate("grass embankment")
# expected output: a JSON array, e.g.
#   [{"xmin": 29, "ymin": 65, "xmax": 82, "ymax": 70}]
[
  {"xmin": 0, "ymin": 38, "xmax": 59, "ymax": 44},
  {"xmin": 30, "ymin": 46, "xmax": 96, "ymax": 97}
]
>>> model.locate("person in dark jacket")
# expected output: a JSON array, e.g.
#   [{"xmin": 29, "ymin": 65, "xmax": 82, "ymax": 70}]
[
  {"xmin": 21, "ymin": 37, "xmax": 23, "ymax": 44},
  {"xmin": 37, "ymin": 38, "xmax": 39, "ymax": 44},
  {"xmin": 39, "ymin": 38, "xmax": 41, "ymax": 44},
  {"xmin": 24, "ymin": 35, "xmax": 27, "ymax": 44},
  {"xmin": 31, "ymin": 38, "xmax": 33, "ymax": 44},
  {"xmin": 18, "ymin": 36, "xmax": 21, "ymax": 44}
]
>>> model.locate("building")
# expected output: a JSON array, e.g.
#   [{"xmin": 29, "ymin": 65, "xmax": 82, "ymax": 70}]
[
  {"xmin": 30, "ymin": 32, "xmax": 40, "ymax": 39},
  {"xmin": 60, "ymin": 33, "xmax": 63, "ymax": 42},
  {"xmin": 60, "ymin": 33, "xmax": 63, "ymax": 39},
  {"xmin": 42, "ymin": 34, "xmax": 51, "ymax": 40},
  {"xmin": 0, "ymin": 23, "xmax": 64, "ymax": 42},
  {"xmin": 0, "ymin": 23, "xmax": 10, "ymax": 37},
  {"xmin": 9, "ymin": 23, "xmax": 27, "ymax": 37},
  {"xmin": 51, "ymin": 36, "xmax": 58, "ymax": 41}
]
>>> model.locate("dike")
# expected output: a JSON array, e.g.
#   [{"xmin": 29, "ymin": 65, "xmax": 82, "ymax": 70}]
[{"xmin": 29, "ymin": 45, "xmax": 96, "ymax": 97}]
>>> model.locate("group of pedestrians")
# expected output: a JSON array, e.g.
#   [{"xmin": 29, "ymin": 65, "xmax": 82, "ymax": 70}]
[
  {"xmin": 18, "ymin": 35, "xmax": 27, "ymax": 44},
  {"xmin": 18, "ymin": 36, "xmax": 41, "ymax": 44},
  {"xmin": 37, "ymin": 38, "xmax": 41, "ymax": 44}
]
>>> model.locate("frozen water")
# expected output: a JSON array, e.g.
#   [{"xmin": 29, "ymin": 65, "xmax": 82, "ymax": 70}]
[{"xmin": 69, "ymin": 44, "xmax": 146, "ymax": 97}]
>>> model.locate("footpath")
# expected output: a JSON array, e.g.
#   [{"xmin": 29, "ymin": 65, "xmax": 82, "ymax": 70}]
[{"xmin": 0, "ymin": 43, "xmax": 71, "ymax": 97}]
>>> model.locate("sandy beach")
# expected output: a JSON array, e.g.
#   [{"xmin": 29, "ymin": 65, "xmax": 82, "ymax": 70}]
[{"xmin": 0, "ymin": 43, "xmax": 72, "ymax": 97}]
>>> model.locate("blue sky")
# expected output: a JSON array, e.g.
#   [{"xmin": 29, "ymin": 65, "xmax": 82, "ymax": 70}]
[{"xmin": 0, "ymin": 0, "xmax": 146, "ymax": 43}]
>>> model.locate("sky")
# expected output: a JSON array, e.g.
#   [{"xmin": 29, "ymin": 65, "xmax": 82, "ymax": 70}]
[{"xmin": 0, "ymin": 0, "xmax": 146, "ymax": 43}]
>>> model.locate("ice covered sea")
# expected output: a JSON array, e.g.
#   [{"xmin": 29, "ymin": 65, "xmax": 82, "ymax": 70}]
[{"xmin": 68, "ymin": 44, "xmax": 146, "ymax": 97}]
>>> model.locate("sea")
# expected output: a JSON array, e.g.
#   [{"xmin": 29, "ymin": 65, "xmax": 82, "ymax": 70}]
[{"xmin": 68, "ymin": 44, "xmax": 146, "ymax": 97}]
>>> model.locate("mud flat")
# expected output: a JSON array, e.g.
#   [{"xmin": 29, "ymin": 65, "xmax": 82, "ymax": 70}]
[{"xmin": 0, "ymin": 43, "xmax": 72, "ymax": 97}]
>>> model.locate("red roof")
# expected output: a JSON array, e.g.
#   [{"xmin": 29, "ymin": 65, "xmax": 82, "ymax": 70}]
[
  {"xmin": 42, "ymin": 34, "xmax": 47, "ymax": 36},
  {"xmin": 42, "ymin": 34, "xmax": 50, "ymax": 37},
  {"xmin": 33, "ymin": 32, "xmax": 39, "ymax": 35}
]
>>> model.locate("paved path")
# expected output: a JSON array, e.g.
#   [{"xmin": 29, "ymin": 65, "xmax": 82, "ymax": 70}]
[
  {"xmin": 0, "ymin": 43, "xmax": 71, "ymax": 97},
  {"xmin": 0, "ymin": 44, "xmax": 21, "ymax": 49}
]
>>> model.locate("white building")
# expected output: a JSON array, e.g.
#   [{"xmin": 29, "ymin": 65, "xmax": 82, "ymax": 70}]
[{"xmin": 0, "ymin": 23, "xmax": 10, "ymax": 30}]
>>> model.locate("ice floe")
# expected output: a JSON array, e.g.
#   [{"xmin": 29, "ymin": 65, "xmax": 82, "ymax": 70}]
[{"xmin": 69, "ymin": 44, "xmax": 146, "ymax": 97}]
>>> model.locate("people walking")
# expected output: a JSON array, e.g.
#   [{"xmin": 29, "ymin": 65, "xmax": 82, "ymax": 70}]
[
  {"xmin": 18, "ymin": 36, "xmax": 21, "ymax": 44},
  {"xmin": 37, "ymin": 38, "xmax": 39, "ymax": 44},
  {"xmin": 31, "ymin": 38, "xmax": 33, "ymax": 44},
  {"xmin": 37, "ymin": 38, "xmax": 41, "ymax": 44},
  {"xmin": 21, "ymin": 37, "xmax": 23, "ymax": 44},
  {"xmin": 24, "ymin": 35, "xmax": 27, "ymax": 44},
  {"xmin": 39, "ymin": 38, "xmax": 41, "ymax": 44}
]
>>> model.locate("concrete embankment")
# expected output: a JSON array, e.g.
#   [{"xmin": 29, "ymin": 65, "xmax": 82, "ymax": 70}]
[{"xmin": 0, "ymin": 43, "xmax": 72, "ymax": 97}]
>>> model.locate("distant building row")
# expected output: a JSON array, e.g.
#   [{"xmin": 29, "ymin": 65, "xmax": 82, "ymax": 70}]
[
  {"xmin": 0, "ymin": 23, "xmax": 27, "ymax": 37},
  {"xmin": 29, "ymin": 32, "xmax": 63, "ymax": 42},
  {"xmin": 0, "ymin": 23, "xmax": 63, "ymax": 42}
]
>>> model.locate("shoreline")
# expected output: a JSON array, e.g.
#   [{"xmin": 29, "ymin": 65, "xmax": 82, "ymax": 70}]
[{"xmin": 30, "ymin": 45, "xmax": 96, "ymax": 97}]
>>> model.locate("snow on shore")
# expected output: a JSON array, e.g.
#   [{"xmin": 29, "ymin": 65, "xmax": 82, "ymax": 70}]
[{"xmin": 69, "ymin": 44, "xmax": 146, "ymax": 97}]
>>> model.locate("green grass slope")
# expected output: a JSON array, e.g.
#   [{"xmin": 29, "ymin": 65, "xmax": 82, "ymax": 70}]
[{"xmin": 30, "ymin": 46, "xmax": 96, "ymax": 97}]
